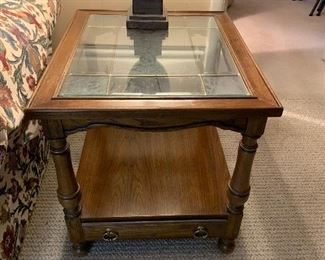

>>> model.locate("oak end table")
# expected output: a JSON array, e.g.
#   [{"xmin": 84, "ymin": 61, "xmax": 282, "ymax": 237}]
[{"xmin": 26, "ymin": 10, "xmax": 283, "ymax": 255}]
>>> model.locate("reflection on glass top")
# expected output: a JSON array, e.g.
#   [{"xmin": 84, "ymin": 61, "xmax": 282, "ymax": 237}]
[{"xmin": 58, "ymin": 15, "xmax": 250, "ymax": 98}]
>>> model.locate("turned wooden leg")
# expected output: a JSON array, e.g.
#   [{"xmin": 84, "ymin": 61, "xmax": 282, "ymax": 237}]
[
  {"xmin": 219, "ymin": 118, "xmax": 267, "ymax": 254},
  {"xmin": 43, "ymin": 121, "xmax": 88, "ymax": 256}
]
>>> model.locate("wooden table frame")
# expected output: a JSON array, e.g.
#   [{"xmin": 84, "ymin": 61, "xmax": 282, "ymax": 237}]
[{"xmin": 26, "ymin": 10, "xmax": 283, "ymax": 255}]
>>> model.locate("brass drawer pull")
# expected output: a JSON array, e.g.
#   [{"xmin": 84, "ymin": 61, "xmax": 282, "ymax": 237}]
[
  {"xmin": 103, "ymin": 228, "xmax": 119, "ymax": 241},
  {"xmin": 193, "ymin": 226, "xmax": 208, "ymax": 239}
]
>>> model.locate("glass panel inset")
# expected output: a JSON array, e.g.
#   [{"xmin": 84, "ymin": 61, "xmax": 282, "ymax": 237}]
[
  {"xmin": 109, "ymin": 76, "xmax": 203, "ymax": 97},
  {"xmin": 60, "ymin": 75, "xmax": 109, "ymax": 96},
  {"xmin": 70, "ymin": 46, "xmax": 115, "ymax": 75},
  {"xmin": 202, "ymin": 76, "xmax": 249, "ymax": 96},
  {"xmin": 168, "ymin": 16, "xmax": 217, "ymax": 28},
  {"xmin": 189, "ymin": 28, "xmax": 237, "ymax": 75},
  {"xmin": 87, "ymin": 15, "xmax": 126, "ymax": 28},
  {"xmin": 58, "ymin": 15, "xmax": 250, "ymax": 99},
  {"xmin": 80, "ymin": 27, "xmax": 118, "ymax": 46},
  {"xmin": 111, "ymin": 28, "xmax": 200, "ymax": 76}
]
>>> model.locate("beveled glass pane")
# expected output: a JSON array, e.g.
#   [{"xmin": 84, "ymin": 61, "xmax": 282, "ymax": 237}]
[
  {"xmin": 189, "ymin": 28, "xmax": 237, "ymax": 75},
  {"xmin": 70, "ymin": 46, "xmax": 115, "ymax": 74},
  {"xmin": 108, "ymin": 76, "xmax": 203, "ymax": 97},
  {"xmin": 87, "ymin": 15, "xmax": 126, "ymax": 28},
  {"xmin": 111, "ymin": 28, "xmax": 200, "ymax": 76},
  {"xmin": 202, "ymin": 76, "xmax": 249, "ymax": 96},
  {"xmin": 58, "ymin": 15, "xmax": 250, "ymax": 99},
  {"xmin": 81, "ymin": 27, "xmax": 118, "ymax": 46},
  {"xmin": 60, "ymin": 75, "xmax": 109, "ymax": 96},
  {"xmin": 168, "ymin": 16, "xmax": 217, "ymax": 28}
]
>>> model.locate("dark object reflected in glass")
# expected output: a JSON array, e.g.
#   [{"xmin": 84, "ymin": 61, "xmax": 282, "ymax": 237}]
[
  {"xmin": 126, "ymin": 29, "xmax": 170, "ymax": 94},
  {"xmin": 127, "ymin": 0, "xmax": 168, "ymax": 30}
]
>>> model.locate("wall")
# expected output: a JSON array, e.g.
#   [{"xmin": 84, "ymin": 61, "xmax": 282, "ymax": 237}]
[{"xmin": 52, "ymin": 0, "xmax": 227, "ymax": 49}]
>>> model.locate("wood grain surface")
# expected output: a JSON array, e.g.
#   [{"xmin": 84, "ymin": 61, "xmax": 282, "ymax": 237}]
[
  {"xmin": 77, "ymin": 126, "xmax": 230, "ymax": 221},
  {"xmin": 82, "ymin": 219, "xmax": 228, "ymax": 241}
]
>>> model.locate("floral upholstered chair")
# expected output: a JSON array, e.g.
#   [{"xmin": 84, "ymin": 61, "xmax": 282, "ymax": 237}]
[{"xmin": 0, "ymin": 1, "xmax": 60, "ymax": 258}]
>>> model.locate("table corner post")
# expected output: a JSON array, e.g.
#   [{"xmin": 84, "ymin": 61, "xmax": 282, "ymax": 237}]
[
  {"xmin": 219, "ymin": 117, "xmax": 267, "ymax": 253},
  {"xmin": 42, "ymin": 120, "xmax": 88, "ymax": 255}
]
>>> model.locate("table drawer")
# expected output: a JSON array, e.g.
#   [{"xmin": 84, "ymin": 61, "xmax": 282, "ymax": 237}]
[{"xmin": 83, "ymin": 219, "xmax": 228, "ymax": 241}]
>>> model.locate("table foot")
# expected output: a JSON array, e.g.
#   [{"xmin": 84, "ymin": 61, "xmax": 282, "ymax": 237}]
[
  {"xmin": 218, "ymin": 238, "xmax": 235, "ymax": 254},
  {"xmin": 72, "ymin": 242, "xmax": 92, "ymax": 256}
]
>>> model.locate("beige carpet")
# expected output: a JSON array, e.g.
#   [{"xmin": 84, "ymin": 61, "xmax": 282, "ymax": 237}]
[{"xmin": 21, "ymin": 0, "xmax": 325, "ymax": 259}]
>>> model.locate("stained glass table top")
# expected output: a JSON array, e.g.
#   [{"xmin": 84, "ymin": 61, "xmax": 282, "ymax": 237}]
[{"xmin": 58, "ymin": 15, "xmax": 250, "ymax": 99}]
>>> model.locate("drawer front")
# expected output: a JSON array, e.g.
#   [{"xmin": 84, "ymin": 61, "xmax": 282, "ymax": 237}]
[{"xmin": 83, "ymin": 219, "xmax": 228, "ymax": 241}]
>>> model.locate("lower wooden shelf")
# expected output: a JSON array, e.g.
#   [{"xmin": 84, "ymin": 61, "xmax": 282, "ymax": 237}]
[{"xmin": 77, "ymin": 126, "xmax": 230, "ymax": 240}]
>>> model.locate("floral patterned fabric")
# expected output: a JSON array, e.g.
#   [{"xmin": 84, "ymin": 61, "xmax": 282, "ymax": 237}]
[
  {"xmin": 0, "ymin": 121, "xmax": 48, "ymax": 259},
  {"xmin": 0, "ymin": 0, "xmax": 59, "ymax": 147},
  {"xmin": 0, "ymin": 1, "xmax": 59, "ymax": 259}
]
